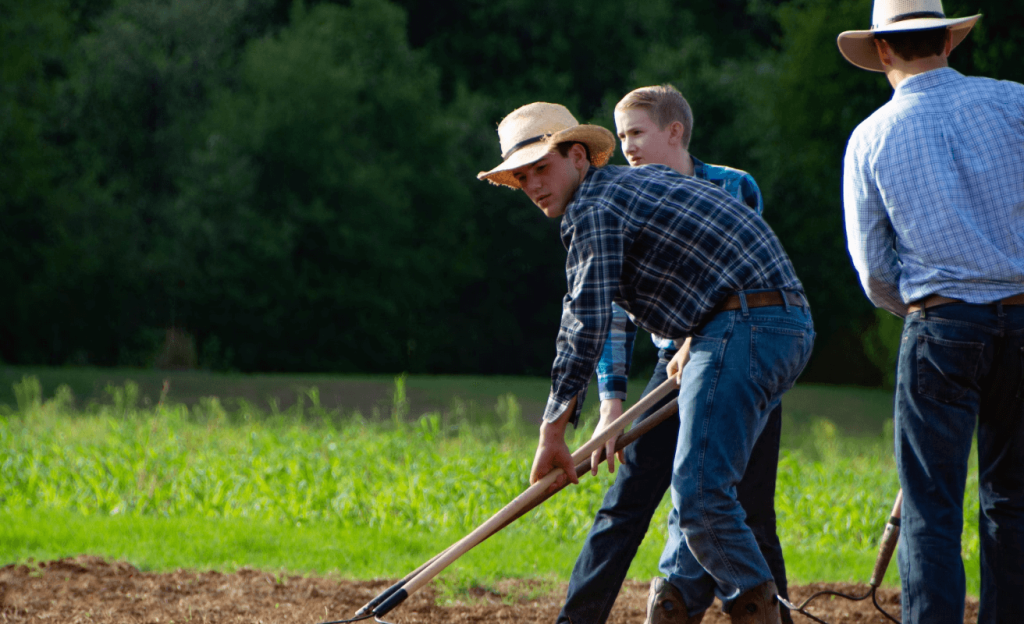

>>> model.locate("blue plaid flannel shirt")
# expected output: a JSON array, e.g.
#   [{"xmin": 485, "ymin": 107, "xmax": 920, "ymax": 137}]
[
  {"xmin": 544, "ymin": 164, "xmax": 804, "ymax": 425},
  {"xmin": 844, "ymin": 68, "xmax": 1024, "ymax": 317},
  {"xmin": 596, "ymin": 157, "xmax": 764, "ymax": 401}
]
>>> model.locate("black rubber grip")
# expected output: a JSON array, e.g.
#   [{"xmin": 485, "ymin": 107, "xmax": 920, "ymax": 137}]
[
  {"xmin": 357, "ymin": 580, "xmax": 406, "ymax": 616},
  {"xmin": 374, "ymin": 588, "xmax": 409, "ymax": 617}
]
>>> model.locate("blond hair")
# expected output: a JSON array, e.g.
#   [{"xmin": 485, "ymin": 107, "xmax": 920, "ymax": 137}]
[{"xmin": 615, "ymin": 85, "xmax": 694, "ymax": 149}]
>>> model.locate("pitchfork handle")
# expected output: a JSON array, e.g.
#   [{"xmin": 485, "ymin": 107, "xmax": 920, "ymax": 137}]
[{"xmin": 869, "ymin": 489, "xmax": 903, "ymax": 587}]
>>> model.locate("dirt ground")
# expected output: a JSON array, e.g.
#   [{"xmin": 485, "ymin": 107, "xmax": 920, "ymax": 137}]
[{"xmin": 0, "ymin": 556, "xmax": 979, "ymax": 624}]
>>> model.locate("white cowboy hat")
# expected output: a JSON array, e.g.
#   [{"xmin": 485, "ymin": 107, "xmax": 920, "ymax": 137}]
[
  {"xmin": 477, "ymin": 102, "xmax": 615, "ymax": 189},
  {"xmin": 837, "ymin": 0, "xmax": 980, "ymax": 72}
]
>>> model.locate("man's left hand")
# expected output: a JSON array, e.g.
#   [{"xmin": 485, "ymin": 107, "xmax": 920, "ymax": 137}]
[{"xmin": 666, "ymin": 336, "xmax": 693, "ymax": 383}]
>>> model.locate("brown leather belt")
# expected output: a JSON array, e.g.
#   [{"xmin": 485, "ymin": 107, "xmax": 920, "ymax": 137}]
[
  {"xmin": 908, "ymin": 293, "xmax": 1024, "ymax": 314},
  {"xmin": 716, "ymin": 291, "xmax": 806, "ymax": 312}
]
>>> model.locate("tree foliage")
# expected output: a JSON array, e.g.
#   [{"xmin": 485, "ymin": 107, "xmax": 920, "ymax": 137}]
[
  {"xmin": 4, "ymin": 0, "xmax": 1022, "ymax": 383},
  {"xmin": 173, "ymin": 0, "xmax": 476, "ymax": 371},
  {"xmin": 0, "ymin": 0, "xmax": 74, "ymax": 363}
]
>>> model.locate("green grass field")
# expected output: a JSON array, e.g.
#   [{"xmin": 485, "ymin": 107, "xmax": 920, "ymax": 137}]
[{"xmin": 0, "ymin": 367, "xmax": 981, "ymax": 597}]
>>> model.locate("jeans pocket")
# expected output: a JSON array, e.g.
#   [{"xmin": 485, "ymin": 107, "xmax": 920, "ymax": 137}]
[
  {"xmin": 916, "ymin": 334, "xmax": 983, "ymax": 403},
  {"xmin": 749, "ymin": 326, "xmax": 811, "ymax": 397}
]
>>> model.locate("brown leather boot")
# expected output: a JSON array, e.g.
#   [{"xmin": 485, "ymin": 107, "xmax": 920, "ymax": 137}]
[
  {"xmin": 729, "ymin": 581, "xmax": 781, "ymax": 624},
  {"xmin": 645, "ymin": 577, "xmax": 705, "ymax": 624}
]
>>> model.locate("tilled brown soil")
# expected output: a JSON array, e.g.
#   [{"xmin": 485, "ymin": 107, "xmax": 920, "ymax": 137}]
[{"xmin": 0, "ymin": 556, "xmax": 978, "ymax": 624}]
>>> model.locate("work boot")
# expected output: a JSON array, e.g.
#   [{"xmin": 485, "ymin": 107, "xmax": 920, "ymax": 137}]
[
  {"xmin": 645, "ymin": 577, "xmax": 705, "ymax": 624},
  {"xmin": 729, "ymin": 581, "xmax": 781, "ymax": 624}
]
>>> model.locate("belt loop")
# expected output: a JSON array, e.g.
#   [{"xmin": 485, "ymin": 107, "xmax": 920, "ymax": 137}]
[
  {"xmin": 997, "ymin": 300, "xmax": 1005, "ymax": 317},
  {"xmin": 780, "ymin": 289, "xmax": 791, "ymax": 313},
  {"xmin": 739, "ymin": 292, "xmax": 750, "ymax": 317}
]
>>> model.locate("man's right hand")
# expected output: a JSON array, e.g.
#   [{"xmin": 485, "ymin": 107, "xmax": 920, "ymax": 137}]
[
  {"xmin": 530, "ymin": 396, "xmax": 580, "ymax": 494},
  {"xmin": 590, "ymin": 398, "xmax": 626, "ymax": 475},
  {"xmin": 530, "ymin": 435, "xmax": 578, "ymax": 494}
]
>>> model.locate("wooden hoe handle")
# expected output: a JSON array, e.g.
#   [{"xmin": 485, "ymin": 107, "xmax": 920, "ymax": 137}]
[
  {"xmin": 353, "ymin": 395, "xmax": 680, "ymax": 618},
  {"xmin": 370, "ymin": 378, "xmax": 680, "ymax": 618}
]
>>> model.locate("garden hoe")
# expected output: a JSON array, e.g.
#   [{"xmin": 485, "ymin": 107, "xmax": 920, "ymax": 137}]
[
  {"xmin": 319, "ymin": 378, "xmax": 680, "ymax": 624},
  {"xmin": 778, "ymin": 490, "xmax": 903, "ymax": 624}
]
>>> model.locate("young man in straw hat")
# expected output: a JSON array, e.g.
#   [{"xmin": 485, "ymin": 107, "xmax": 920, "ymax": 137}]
[
  {"xmin": 478, "ymin": 101, "xmax": 814, "ymax": 624},
  {"xmin": 839, "ymin": 1, "xmax": 1024, "ymax": 622},
  {"xmin": 556, "ymin": 85, "xmax": 794, "ymax": 624}
]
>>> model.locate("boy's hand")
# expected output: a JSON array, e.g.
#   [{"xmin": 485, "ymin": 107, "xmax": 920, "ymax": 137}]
[
  {"xmin": 590, "ymin": 399, "xmax": 626, "ymax": 475},
  {"xmin": 530, "ymin": 396, "xmax": 579, "ymax": 494},
  {"xmin": 666, "ymin": 336, "xmax": 694, "ymax": 383}
]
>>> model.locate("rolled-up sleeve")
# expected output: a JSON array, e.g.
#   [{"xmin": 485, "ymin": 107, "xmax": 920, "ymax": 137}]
[{"xmin": 543, "ymin": 204, "xmax": 624, "ymax": 425}]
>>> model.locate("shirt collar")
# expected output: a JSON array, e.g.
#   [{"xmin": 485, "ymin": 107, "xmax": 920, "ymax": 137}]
[
  {"xmin": 690, "ymin": 155, "xmax": 707, "ymax": 181},
  {"xmin": 565, "ymin": 165, "xmax": 601, "ymax": 217},
  {"xmin": 894, "ymin": 67, "xmax": 962, "ymax": 98}
]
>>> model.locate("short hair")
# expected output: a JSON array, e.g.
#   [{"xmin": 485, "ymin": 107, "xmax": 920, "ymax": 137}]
[
  {"xmin": 555, "ymin": 141, "xmax": 592, "ymax": 163},
  {"xmin": 615, "ymin": 85, "xmax": 694, "ymax": 149},
  {"xmin": 875, "ymin": 27, "xmax": 949, "ymax": 62}
]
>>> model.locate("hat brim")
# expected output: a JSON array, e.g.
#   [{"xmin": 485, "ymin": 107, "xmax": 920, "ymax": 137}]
[
  {"xmin": 837, "ymin": 14, "xmax": 979, "ymax": 72},
  {"xmin": 477, "ymin": 124, "xmax": 616, "ymax": 189}
]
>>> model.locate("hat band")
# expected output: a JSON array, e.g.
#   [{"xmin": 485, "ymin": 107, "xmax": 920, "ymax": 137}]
[
  {"xmin": 501, "ymin": 133, "xmax": 552, "ymax": 160},
  {"xmin": 877, "ymin": 10, "xmax": 945, "ymax": 28}
]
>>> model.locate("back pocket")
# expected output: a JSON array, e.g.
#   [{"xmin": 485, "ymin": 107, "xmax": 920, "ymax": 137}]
[
  {"xmin": 749, "ymin": 326, "xmax": 812, "ymax": 397},
  {"xmin": 916, "ymin": 334, "xmax": 983, "ymax": 403}
]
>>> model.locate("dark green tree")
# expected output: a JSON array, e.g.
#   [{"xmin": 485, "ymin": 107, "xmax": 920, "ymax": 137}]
[
  {"xmin": 175, "ymin": 0, "xmax": 477, "ymax": 372},
  {"xmin": 0, "ymin": 0, "xmax": 74, "ymax": 362},
  {"xmin": 386, "ymin": 0, "xmax": 789, "ymax": 377},
  {"xmin": 8, "ymin": 0, "xmax": 277, "ymax": 365},
  {"xmin": 947, "ymin": 0, "xmax": 1024, "ymax": 82},
  {"xmin": 722, "ymin": 0, "xmax": 893, "ymax": 383}
]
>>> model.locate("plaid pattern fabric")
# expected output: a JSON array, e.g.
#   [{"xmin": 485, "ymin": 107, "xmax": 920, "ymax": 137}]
[
  {"xmin": 595, "ymin": 304, "xmax": 636, "ymax": 401},
  {"xmin": 596, "ymin": 158, "xmax": 765, "ymax": 401},
  {"xmin": 694, "ymin": 157, "xmax": 764, "ymax": 217},
  {"xmin": 844, "ymin": 68, "xmax": 1024, "ymax": 317},
  {"xmin": 544, "ymin": 164, "xmax": 803, "ymax": 424}
]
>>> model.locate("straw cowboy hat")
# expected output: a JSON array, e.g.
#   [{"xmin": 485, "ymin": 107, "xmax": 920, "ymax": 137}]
[
  {"xmin": 837, "ymin": 0, "xmax": 980, "ymax": 72},
  {"xmin": 477, "ymin": 102, "xmax": 616, "ymax": 189}
]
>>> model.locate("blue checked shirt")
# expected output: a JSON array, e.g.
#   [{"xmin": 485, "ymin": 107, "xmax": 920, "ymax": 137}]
[
  {"xmin": 544, "ymin": 164, "xmax": 804, "ymax": 424},
  {"xmin": 596, "ymin": 157, "xmax": 764, "ymax": 401},
  {"xmin": 844, "ymin": 68, "xmax": 1024, "ymax": 317}
]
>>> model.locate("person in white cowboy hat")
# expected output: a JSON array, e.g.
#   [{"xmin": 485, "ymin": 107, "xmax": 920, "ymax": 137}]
[
  {"xmin": 839, "ymin": 2, "xmax": 1024, "ymax": 623},
  {"xmin": 479, "ymin": 101, "xmax": 815, "ymax": 624}
]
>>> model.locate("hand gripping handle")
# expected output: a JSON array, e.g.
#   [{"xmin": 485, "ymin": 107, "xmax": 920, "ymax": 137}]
[
  {"xmin": 373, "ymin": 378, "xmax": 680, "ymax": 618},
  {"xmin": 350, "ymin": 397, "xmax": 681, "ymax": 619}
]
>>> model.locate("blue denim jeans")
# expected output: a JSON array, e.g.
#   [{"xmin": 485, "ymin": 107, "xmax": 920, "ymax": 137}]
[
  {"xmin": 895, "ymin": 302, "xmax": 1024, "ymax": 624},
  {"xmin": 661, "ymin": 297, "xmax": 813, "ymax": 615},
  {"xmin": 558, "ymin": 294, "xmax": 810, "ymax": 623}
]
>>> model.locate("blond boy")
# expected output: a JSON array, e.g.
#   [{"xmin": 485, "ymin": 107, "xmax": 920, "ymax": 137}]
[{"xmin": 562, "ymin": 86, "xmax": 791, "ymax": 624}]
